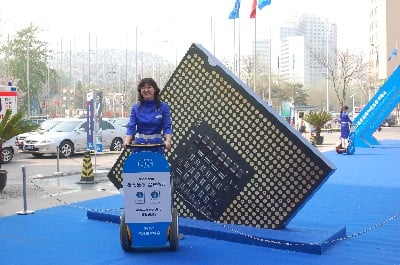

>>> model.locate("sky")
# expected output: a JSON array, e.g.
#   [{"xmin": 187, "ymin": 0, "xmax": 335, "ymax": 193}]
[{"xmin": 0, "ymin": 0, "xmax": 370, "ymax": 63}]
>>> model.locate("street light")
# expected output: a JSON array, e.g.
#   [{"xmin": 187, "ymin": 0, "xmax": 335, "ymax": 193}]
[
  {"xmin": 27, "ymin": 41, "xmax": 30, "ymax": 117},
  {"xmin": 326, "ymin": 26, "xmax": 329, "ymax": 113}
]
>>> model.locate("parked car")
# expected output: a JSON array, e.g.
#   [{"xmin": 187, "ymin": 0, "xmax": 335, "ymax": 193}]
[
  {"xmin": 22, "ymin": 118, "xmax": 125, "ymax": 158},
  {"xmin": 15, "ymin": 118, "xmax": 66, "ymax": 150},
  {"xmin": 381, "ymin": 114, "xmax": 397, "ymax": 127},
  {"xmin": 1, "ymin": 137, "xmax": 17, "ymax": 164},
  {"xmin": 28, "ymin": 115, "xmax": 49, "ymax": 124},
  {"xmin": 107, "ymin": 117, "xmax": 129, "ymax": 127}
]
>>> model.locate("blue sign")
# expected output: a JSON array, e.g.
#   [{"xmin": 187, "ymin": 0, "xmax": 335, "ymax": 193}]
[
  {"xmin": 354, "ymin": 66, "xmax": 400, "ymax": 147},
  {"xmin": 86, "ymin": 92, "xmax": 94, "ymax": 150}
]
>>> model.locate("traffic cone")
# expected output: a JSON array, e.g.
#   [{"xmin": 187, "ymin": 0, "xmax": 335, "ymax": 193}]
[{"xmin": 79, "ymin": 151, "xmax": 94, "ymax": 183}]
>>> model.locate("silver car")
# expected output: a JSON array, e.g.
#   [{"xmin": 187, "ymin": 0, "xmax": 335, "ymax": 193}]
[
  {"xmin": 23, "ymin": 118, "xmax": 125, "ymax": 157},
  {"xmin": 15, "ymin": 118, "xmax": 66, "ymax": 150}
]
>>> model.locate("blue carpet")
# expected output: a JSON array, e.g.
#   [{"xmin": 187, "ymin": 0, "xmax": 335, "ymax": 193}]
[
  {"xmin": 86, "ymin": 196, "xmax": 346, "ymax": 255},
  {"xmin": 1, "ymin": 140, "xmax": 399, "ymax": 265}
]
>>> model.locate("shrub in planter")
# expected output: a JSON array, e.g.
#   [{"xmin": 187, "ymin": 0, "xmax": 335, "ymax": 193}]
[{"xmin": 303, "ymin": 111, "xmax": 332, "ymax": 145}]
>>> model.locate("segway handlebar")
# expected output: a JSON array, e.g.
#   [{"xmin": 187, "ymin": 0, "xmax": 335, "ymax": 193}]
[{"xmin": 126, "ymin": 143, "xmax": 165, "ymax": 149}]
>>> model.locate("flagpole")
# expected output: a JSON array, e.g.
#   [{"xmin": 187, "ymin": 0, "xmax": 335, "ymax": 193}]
[
  {"xmin": 233, "ymin": 19, "xmax": 236, "ymax": 75},
  {"xmin": 229, "ymin": 0, "xmax": 241, "ymax": 77},
  {"xmin": 238, "ymin": 20, "xmax": 241, "ymax": 79},
  {"xmin": 268, "ymin": 25, "xmax": 271, "ymax": 105},
  {"xmin": 254, "ymin": 17, "xmax": 257, "ymax": 91},
  {"xmin": 211, "ymin": 17, "xmax": 216, "ymax": 56},
  {"xmin": 214, "ymin": 19, "xmax": 216, "ymax": 56}
]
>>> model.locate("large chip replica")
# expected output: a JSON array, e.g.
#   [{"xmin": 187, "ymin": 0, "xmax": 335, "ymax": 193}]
[{"xmin": 108, "ymin": 43, "xmax": 336, "ymax": 229}]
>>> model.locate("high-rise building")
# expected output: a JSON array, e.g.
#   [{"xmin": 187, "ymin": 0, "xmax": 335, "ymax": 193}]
[
  {"xmin": 369, "ymin": 0, "xmax": 400, "ymax": 83},
  {"xmin": 278, "ymin": 15, "xmax": 338, "ymax": 86}
]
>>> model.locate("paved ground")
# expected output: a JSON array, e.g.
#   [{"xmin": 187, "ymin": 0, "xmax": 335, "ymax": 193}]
[
  {"xmin": 0, "ymin": 152, "xmax": 121, "ymax": 217},
  {"xmin": 1, "ymin": 127, "xmax": 398, "ymax": 217}
]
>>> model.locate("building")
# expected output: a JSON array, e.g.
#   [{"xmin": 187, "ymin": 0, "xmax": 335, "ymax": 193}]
[
  {"xmin": 278, "ymin": 15, "xmax": 338, "ymax": 86},
  {"xmin": 369, "ymin": 0, "xmax": 400, "ymax": 83}
]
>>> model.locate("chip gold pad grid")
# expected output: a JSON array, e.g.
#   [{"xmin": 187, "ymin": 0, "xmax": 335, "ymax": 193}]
[
  {"xmin": 162, "ymin": 43, "xmax": 335, "ymax": 229},
  {"xmin": 107, "ymin": 43, "xmax": 336, "ymax": 229}
]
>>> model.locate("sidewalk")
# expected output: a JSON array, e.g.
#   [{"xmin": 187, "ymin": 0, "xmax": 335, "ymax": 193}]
[{"xmin": 307, "ymin": 126, "xmax": 399, "ymax": 152}]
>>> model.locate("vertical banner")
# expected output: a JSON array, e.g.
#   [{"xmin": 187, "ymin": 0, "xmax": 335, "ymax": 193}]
[
  {"xmin": 94, "ymin": 91, "xmax": 103, "ymax": 152},
  {"xmin": 86, "ymin": 91, "xmax": 94, "ymax": 151}
]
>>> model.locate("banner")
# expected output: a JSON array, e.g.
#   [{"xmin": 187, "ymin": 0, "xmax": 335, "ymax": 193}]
[
  {"xmin": 94, "ymin": 91, "xmax": 103, "ymax": 152},
  {"xmin": 86, "ymin": 92, "xmax": 94, "ymax": 150}
]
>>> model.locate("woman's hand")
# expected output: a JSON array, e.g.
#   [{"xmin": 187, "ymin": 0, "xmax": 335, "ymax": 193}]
[{"xmin": 164, "ymin": 140, "xmax": 172, "ymax": 151}]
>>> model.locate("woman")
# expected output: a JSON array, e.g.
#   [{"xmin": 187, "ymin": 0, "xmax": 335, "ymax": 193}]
[
  {"xmin": 123, "ymin": 78, "xmax": 172, "ymax": 154},
  {"xmin": 339, "ymin": 105, "xmax": 352, "ymax": 148}
]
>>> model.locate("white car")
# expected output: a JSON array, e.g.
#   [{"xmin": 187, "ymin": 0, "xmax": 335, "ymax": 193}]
[
  {"xmin": 1, "ymin": 137, "xmax": 18, "ymax": 164},
  {"xmin": 15, "ymin": 118, "xmax": 66, "ymax": 150},
  {"xmin": 22, "ymin": 118, "xmax": 125, "ymax": 158},
  {"xmin": 108, "ymin": 117, "xmax": 130, "ymax": 127}
]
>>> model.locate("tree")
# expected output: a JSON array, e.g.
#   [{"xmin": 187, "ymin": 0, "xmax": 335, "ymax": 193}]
[
  {"xmin": 303, "ymin": 111, "xmax": 332, "ymax": 144},
  {"xmin": 275, "ymin": 80, "xmax": 308, "ymax": 106},
  {"xmin": 311, "ymin": 48, "xmax": 366, "ymax": 108},
  {"xmin": 0, "ymin": 24, "xmax": 58, "ymax": 116}
]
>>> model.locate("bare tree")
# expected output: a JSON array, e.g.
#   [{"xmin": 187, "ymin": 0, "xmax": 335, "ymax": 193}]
[{"xmin": 311, "ymin": 49, "xmax": 366, "ymax": 107}]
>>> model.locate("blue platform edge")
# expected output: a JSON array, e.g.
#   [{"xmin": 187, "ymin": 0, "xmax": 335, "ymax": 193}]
[{"xmin": 86, "ymin": 196, "xmax": 345, "ymax": 255}]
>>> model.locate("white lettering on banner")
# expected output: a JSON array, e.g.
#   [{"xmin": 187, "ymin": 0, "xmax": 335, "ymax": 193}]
[
  {"xmin": 137, "ymin": 158, "xmax": 154, "ymax": 168},
  {"xmin": 123, "ymin": 171, "xmax": 171, "ymax": 224},
  {"xmin": 356, "ymin": 90, "xmax": 387, "ymax": 127}
]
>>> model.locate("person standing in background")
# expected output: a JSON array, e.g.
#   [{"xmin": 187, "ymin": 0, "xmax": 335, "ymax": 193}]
[{"xmin": 339, "ymin": 106, "xmax": 352, "ymax": 148}]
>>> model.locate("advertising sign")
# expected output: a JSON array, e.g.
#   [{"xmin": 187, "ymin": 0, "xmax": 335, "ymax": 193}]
[
  {"xmin": 94, "ymin": 91, "xmax": 103, "ymax": 152},
  {"xmin": 0, "ymin": 85, "xmax": 17, "ymax": 121},
  {"xmin": 86, "ymin": 92, "xmax": 94, "ymax": 150}
]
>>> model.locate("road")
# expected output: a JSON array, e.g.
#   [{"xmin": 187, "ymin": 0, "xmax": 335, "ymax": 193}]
[
  {"xmin": 0, "ymin": 151, "xmax": 121, "ymax": 217},
  {"xmin": 1, "ymin": 126, "xmax": 399, "ymax": 217}
]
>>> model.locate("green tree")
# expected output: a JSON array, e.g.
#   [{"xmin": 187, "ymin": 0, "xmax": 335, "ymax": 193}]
[{"xmin": 0, "ymin": 24, "xmax": 58, "ymax": 116}]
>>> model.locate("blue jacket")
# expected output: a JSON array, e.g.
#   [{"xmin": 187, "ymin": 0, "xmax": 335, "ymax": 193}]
[{"xmin": 126, "ymin": 100, "xmax": 172, "ymax": 144}]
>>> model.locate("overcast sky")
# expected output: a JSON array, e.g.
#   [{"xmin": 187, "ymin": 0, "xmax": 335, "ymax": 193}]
[{"xmin": 0, "ymin": 0, "xmax": 369, "ymax": 63}]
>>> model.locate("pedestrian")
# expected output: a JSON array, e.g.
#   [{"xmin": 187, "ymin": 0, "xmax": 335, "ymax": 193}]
[
  {"xmin": 123, "ymin": 77, "xmax": 173, "ymax": 154},
  {"xmin": 339, "ymin": 105, "xmax": 352, "ymax": 148},
  {"xmin": 298, "ymin": 120, "xmax": 306, "ymax": 136}
]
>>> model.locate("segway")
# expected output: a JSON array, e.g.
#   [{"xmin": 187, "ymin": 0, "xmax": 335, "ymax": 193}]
[
  {"xmin": 119, "ymin": 143, "xmax": 179, "ymax": 251},
  {"xmin": 336, "ymin": 124, "xmax": 356, "ymax": 155}
]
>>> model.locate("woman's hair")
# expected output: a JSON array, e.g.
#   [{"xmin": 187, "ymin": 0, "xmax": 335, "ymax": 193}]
[{"xmin": 137, "ymin": 77, "xmax": 161, "ymax": 107}]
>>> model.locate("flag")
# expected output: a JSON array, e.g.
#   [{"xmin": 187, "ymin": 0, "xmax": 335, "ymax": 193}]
[
  {"xmin": 250, "ymin": 0, "xmax": 257, "ymax": 19},
  {"xmin": 388, "ymin": 48, "xmax": 397, "ymax": 61},
  {"xmin": 228, "ymin": 0, "xmax": 241, "ymax": 19},
  {"xmin": 258, "ymin": 0, "xmax": 271, "ymax": 9}
]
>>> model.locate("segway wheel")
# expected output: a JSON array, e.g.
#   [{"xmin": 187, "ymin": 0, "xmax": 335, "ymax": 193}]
[
  {"xmin": 336, "ymin": 146, "xmax": 346, "ymax": 154},
  {"xmin": 120, "ymin": 212, "xmax": 133, "ymax": 252},
  {"xmin": 347, "ymin": 144, "xmax": 355, "ymax": 155},
  {"xmin": 169, "ymin": 208, "xmax": 179, "ymax": 251}
]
